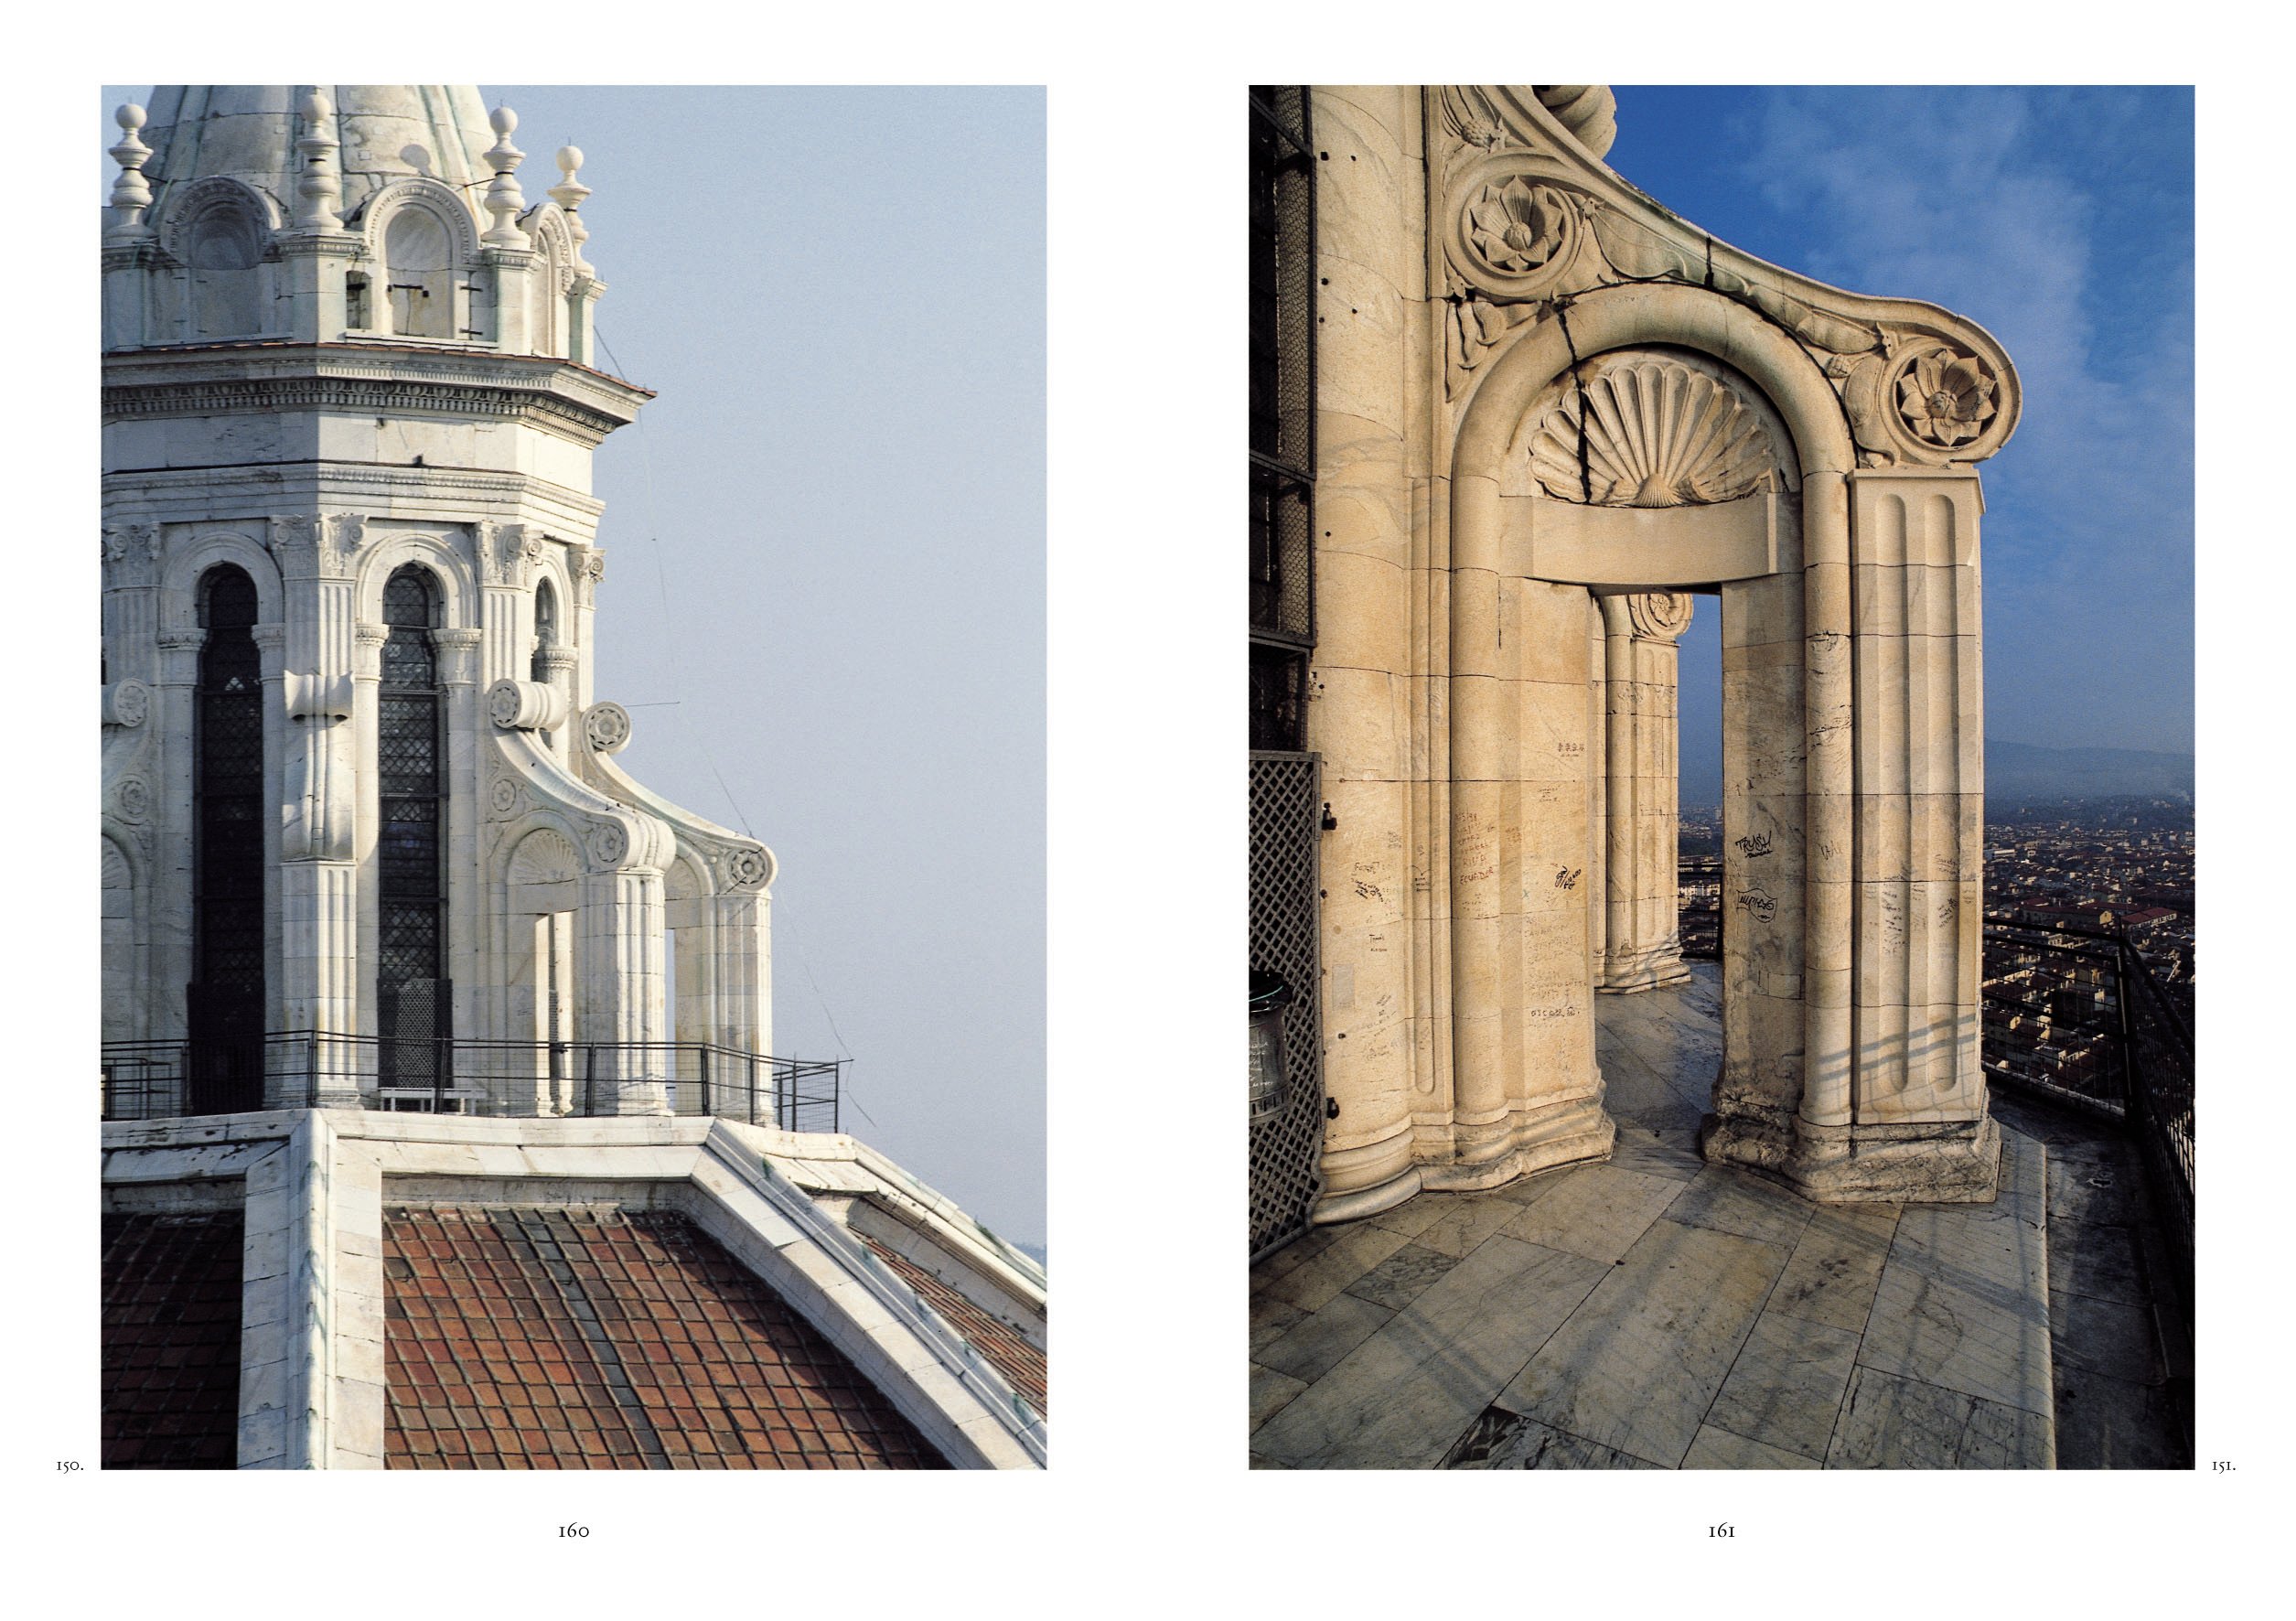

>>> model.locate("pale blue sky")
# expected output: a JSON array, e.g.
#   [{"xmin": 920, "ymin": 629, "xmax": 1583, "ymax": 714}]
[
  {"xmin": 1606, "ymin": 87, "xmax": 2194, "ymax": 806},
  {"xmin": 102, "ymin": 85, "xmax": 1048, "ymax": 1249}
]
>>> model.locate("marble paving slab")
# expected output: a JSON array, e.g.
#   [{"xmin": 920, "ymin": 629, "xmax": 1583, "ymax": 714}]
[
  {"xmin": 1494, "ymin": 1218, "xmax": 1791, "ymax": 1467},
  {"xmin": 1765, "ymin": 1204, "xmax": 1900, "ymax": 1334},
  {"xmin": 1441, "ymin": 1409, "xmax": 1665, "ymax": 1469},
  {"xmin": 1251, "ymin": 1234, "xmax": 1609, "ymax": 1469},
  {"xmin": 1255, "ymin": 1290, "xmax": 1394, "ymax": 1385},
  {"xmin": 1342, "ymin": 1242, "xmax": 1459, "ymax": 1313},
  {"xmin": 1497, "ymin": 1163, "xmax": 1687, "ymax": 1264}
]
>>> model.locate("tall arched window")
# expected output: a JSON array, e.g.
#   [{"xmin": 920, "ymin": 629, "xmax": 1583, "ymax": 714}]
[
  {"xmin": 531, "ymin": 579, "xmax": 558, "ymax": 685},
  {"xmin": 379, "ymin": 566, "xmax": 449, "ymax": 1081},
  {"xmin": 383, "ymin": 209, "xmax": 454, "ymax": 339},
  {"xmin": 190, "ymin": 564, "xmax": 265, "ymax": 1112}
]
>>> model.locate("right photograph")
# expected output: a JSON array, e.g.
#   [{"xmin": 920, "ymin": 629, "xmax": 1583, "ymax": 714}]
[{"xmin": 1247, "ymin": 85, "xmax": 2194, "ymax": 1470}]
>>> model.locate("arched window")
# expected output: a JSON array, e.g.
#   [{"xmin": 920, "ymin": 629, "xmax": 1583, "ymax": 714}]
[
  {"xmin": 531, "ymin": 579, "xmax": 558, "ymax": 684},
  {"xmin": 186, "ymin": 204, "xmax": 266, "ymax": 338},
  {"xmin": 379, "ymin": 566, "xmax": 449, "ymax": 1080},
  {"xmin": 190, "ymin": 564, "xmax": 265, "ymax": 1111},
  {"xmin": 383, "ymin": 209, "xmax": 454, "ymax": 339}
]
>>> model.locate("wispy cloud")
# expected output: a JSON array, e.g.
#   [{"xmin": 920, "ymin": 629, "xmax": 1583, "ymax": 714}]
[{"xmin": 1741, "ymin": 88, "xmax": 2194, "ymax": 753}]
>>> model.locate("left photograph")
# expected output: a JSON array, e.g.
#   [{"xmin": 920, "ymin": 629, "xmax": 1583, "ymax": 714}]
[{"xmin": 97, "ymin": 84, "xmax": 1046, "ymax": 1469}]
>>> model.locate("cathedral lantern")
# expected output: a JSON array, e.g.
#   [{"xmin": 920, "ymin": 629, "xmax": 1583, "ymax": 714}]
[{"xmin": 101, "ymin": 86, "xmax": 777, "ymax": 1121}]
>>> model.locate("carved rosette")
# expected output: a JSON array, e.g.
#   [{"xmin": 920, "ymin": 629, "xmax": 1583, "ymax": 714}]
[
  {"xmin": 1626, "ymin": 593, "xmax": 1695, "ymax": 642},
  {"xmin": 100, "ymin": 523, "xmax": 163, "ymax": 589},
  {"xmin": 114, "ymin": 776, "xmax": 152, "ymax": 823},
  {"xmin": 581, "ymin": 702, "xmax": 632, "ymax": 756},
  {"xmin": 1447, "ymin": 163, "xmax": 1590, "ymax": 302},
  {"xmin": 1843, "ymin": 329, "xmax": 2015, "ymax": 467},
  {"xmin": 1524, "ymin": 355, "xmax": 1785, "ymax": 507},
  {"xmin": 723, "ymin": 846, "xmax": 773, "ymax": 891},
  {"xmin": 586, "ymin": 822, "xmax": 628, "ymax": 870},
  {"xmin": 487, "ymin": 774, "xmax": 525, "ymax": 820},
  {"xmin": 102, "ymin": 680, "xmax": 152, "ymax": 729}
]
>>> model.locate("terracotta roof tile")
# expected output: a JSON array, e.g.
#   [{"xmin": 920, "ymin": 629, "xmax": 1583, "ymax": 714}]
[
  {"xmin": 383, "ymin": 1206, "xmax": 947, "ymax": 1470},
  {"xmin": 859, "ymin": 1234, "xmax": 1047, "ymax": 1418},
  {"xmin": 102, "ymin": 1211, "xmax": 243, "ymax": 1469}
]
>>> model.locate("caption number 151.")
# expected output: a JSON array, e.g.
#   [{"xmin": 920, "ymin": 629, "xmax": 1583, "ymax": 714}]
[{"xmin": 2213, "ymin": 1461, "xmax": 2234, "ymax": 1474}]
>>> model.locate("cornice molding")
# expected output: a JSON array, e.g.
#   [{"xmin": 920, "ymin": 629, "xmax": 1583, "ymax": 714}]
[{"xmin": 1426, "ymin": 85, "xmax": 2020, "ymax": 468}]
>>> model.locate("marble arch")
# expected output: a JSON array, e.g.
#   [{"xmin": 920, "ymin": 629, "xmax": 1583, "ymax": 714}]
[{"xmin": 1302, "ymin": 86, "xmax": 2015, "ymax": 1226}]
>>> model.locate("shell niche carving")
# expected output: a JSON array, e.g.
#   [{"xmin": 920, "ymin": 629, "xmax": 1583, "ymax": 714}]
[{"xmin": 1528, "ymin": 358, "xmax": 1782, "ymax": 507}]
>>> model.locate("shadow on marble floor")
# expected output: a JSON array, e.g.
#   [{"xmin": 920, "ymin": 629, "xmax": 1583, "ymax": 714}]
[{"xmin": 1246, "ymin": 962, "xmax": 2158, "ymax": 1471}]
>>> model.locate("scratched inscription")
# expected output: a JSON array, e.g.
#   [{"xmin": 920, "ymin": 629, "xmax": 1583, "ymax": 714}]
[{"xmin": 1554, "ymin": 866, "xmax": 1581, "ymax": 889}]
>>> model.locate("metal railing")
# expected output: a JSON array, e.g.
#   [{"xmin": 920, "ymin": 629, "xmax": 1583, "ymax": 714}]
[
  {"xmin": 99, "ymin": 1032, "xmax": 842, "ymax": 1134},
  {"xmin": 1980, "ymin": 914, "xmax": 2194, "ymax": 1250}
]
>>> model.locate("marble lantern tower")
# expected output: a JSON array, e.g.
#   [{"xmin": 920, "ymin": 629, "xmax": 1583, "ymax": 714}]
[
  {"xmin": 1294, "ymin": 86, "xmax": 2020, "ymax": 1220},
  {"xmin": 100, "ymin": 85, "xmax": 776, "ymax": 1114}
]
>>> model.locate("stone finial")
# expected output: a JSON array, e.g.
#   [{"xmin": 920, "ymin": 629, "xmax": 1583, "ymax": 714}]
[
  {"xmin": 107, "ymin": 103, "xmax": 154, "ymax": 240},
  {"xmin": 550, "ymin": 145, "xmax": 593, "ymax": 271},
  {"xmin": 294, "ymin": 88, "xmax": 345, "ymax": 232},
  {"xmin": 483, "ymin": 103, "xmax": 529, "ymax": 248}
]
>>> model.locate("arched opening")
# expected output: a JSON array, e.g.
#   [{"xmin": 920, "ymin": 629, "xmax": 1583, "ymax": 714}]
[
  {"xmin": 383, "ymin": 209, "xmax": 454, "ymax": 338},
  {"xmin": 378, "ymin": 565, "xmax": 450, "ymax": 1092},
  {"xmin": 506, "ymin": 826, "xmax": 581, "ymax": 1116},
  {"xmin": 189, "ymin": 564, "xmax": 265, "ymax": 1112},
  {"xmin": 531, "ymin": 578, "xmax": 560, "ymax": 747},
  {"xmin": 186, "ymin": 203, "xmax": 266, "ymax": 338}
]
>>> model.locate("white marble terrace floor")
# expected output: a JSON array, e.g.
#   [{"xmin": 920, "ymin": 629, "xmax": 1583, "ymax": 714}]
[{"xmin": 1249, "ymin": 965, "xmax": 2058, "ymax": 1469}]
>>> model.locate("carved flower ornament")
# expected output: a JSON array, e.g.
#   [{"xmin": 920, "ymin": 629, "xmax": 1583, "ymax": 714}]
[
  {"xmin": 1467, "ymin": 177, "xmax": 1567, "ymax": 274},
  {"xmin": 1897, "ymin": 348, "xmax": 1998, "ymax": 447}
]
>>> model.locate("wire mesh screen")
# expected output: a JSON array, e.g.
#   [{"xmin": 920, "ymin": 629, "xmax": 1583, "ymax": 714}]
[
  {"xmin": 1249, "ymin": 86, "xmax": 1314, "ymax": 474},
  {"xmin": 1249, "ymin": 754, "xmax": 1325, "ymax": 1260}
]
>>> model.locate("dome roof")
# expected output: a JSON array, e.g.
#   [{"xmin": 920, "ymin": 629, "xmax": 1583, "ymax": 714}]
[{"xmin": 137, "ymin": 85, "xmax": 496, "ymax": 228}]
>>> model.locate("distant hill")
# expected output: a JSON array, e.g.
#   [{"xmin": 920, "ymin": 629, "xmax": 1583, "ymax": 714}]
[{"xmin": 1986, "ymin": 740, "xmax": 2193, "ymax": 801}]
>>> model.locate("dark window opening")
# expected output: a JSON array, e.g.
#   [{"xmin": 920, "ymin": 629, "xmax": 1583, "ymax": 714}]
[
  {"xmin": 380, "ymin": 565, "xmax": 450, "ymax": 1083},
  {"xmin": 189, "ymin": 564, "xmax": 264, "ymax": 1112}
]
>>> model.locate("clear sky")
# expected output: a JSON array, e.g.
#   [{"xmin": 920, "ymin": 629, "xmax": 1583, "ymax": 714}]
[
  {"xmin": 102, "ymin": 85, "xmax": 1048, "ymax": 1251},
  {"xmin": 1604, "ymin": 87, "xmax": 2195, "ymax": 807}
]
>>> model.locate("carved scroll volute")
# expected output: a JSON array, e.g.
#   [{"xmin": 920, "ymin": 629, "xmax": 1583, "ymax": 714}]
[
  {"xmin": 476, "ymin": 521, "xmax": 542, "ymax": 588},
  {"xmin": 101, "ymin": 523, "xmax": 163, "ymax": 590},
  {"xmin": 268, "ymin": 513, "xmax": 368, "ymax": 579},
  {"xmin": 568, "ymin": 544, "xmax": 606, "ymax": 608},
  {"xmin": 488, "ymin": 678, "xmax": 570, "ymax": 733},
  {"xmin": 282, "ymin": 670, "xmax": 356, "ymax": 862},
  {"xmin": 580, "ymin": 701, "xmax": 631, "ymax": 756}
]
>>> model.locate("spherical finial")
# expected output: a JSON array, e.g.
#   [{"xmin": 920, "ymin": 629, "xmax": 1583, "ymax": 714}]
[
  {"xmin": 491, "ymin": 102, "xmax": 519, "ymax": 136},
  {"xmin": 301, "ymin": 89, "xmax": 331, "ymax": 123},
  {"xmin": 115, "ymin": 103, "xmax": 145, "ymax": 133},
  {"xmin": 557, "ymin": 145, "xmax": 584, "ymax": 178}
]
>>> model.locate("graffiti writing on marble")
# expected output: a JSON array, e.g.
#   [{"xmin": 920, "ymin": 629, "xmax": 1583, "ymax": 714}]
[
  {"xmin": 1733, "ymin": 831, "xmax": 1774, "ymax": 859},
  {"xmin": 1554, "ymin": 866, "xmax": 1582, "ymax": 889},
  {"xmin": 1527, "ymin": 1003, "xmax": 1581, "ymax": 1020},
  {"xmin": 1735, "ymin": 887, "xmax": 1778, "ymax": 924}
]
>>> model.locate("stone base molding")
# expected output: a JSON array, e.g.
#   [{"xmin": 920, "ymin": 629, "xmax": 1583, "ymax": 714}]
[{"xmin": 1701, "ymin": 1111, "xmax": 2002, "ymax": 1205}]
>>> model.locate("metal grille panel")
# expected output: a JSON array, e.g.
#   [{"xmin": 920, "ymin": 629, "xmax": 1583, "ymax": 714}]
[{"xmin": 1249, "ymin": 755, "xmax": 1325, "ymax": 1259}]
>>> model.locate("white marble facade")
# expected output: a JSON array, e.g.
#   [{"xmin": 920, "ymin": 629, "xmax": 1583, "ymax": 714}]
[
  {"xmin": 101, "ymin": 87, "xmax": 774, "ymax": 1115},
  {"xmin": 1307, "ymin": 87, "xmax": 2015, "ymax": 1217}
]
